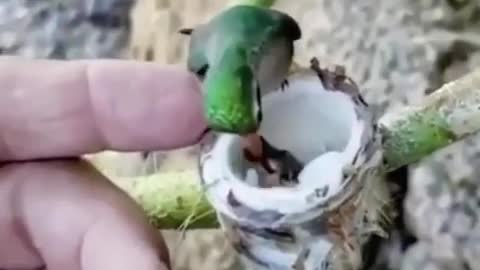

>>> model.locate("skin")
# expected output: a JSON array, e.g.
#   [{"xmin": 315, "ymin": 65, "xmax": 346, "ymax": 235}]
[{"xmin": 0, "ymin": 57, "xmax": 207, "ymax": 270}]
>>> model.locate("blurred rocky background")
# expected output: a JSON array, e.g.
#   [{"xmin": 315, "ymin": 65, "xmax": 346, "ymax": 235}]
[
  {"xmin": 0, "ymin": 0, "xmax": 133, "ymax": 58},
  {"xmin": 3, "ymin": 0, "xmax": 480, "ymax": 269}
]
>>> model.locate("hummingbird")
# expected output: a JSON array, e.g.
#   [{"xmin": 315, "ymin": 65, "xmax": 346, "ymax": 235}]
[{"xmin": 180, "ymin": 5, "xmax": 304, "ymax": 183}]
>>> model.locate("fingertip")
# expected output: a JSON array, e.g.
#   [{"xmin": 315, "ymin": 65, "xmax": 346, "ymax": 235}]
[
  {"xmin": 86, "ymin": 60, "xmax": 207, "ymax": 151},
  {"xmin": 167, "ymin": 73, "xmax": 208, "ymax": 146}
]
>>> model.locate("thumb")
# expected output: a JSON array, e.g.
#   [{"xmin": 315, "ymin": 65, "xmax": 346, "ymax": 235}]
[{"xmin": 81, "ymin": 210, "xmax": 171, "ymax": 270}]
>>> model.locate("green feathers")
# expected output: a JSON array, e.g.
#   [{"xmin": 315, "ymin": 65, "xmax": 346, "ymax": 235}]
[
  {"xmin": 203, "ymin": 46, "xmax": 258, "ymax": 134},
  {"xmin": 181, "ymin": 5, "xmax": 301, "ymax": 134}
]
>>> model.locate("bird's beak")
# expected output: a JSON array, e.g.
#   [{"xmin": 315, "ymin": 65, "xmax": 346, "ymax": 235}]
[{"xmin": 242, "ymin": 133, "xmax": 264, "ymax": 159}]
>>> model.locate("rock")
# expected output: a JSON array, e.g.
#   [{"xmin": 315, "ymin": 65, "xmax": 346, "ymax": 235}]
[
  {"xmin": 405, "ymin": 145, "xmax": 480, "ymax": 270},
  {"xmin": 0, "ymin": 0, "xmax": 134, "ymax": 59}
]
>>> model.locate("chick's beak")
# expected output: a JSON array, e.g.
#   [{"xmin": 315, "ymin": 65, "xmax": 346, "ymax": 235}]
[{"xmin": 243, "ymin": 133, "xmax": 263, "ymax": 158}]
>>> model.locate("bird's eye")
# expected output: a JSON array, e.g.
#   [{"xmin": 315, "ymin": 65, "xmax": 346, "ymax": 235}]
[
  {"xmin": 257, "ymin": 109, "xmax": 263, "ymax": 123},
  {"xmin": 197, "ymin": 64, "xmax": 209, "ymax": 78}
]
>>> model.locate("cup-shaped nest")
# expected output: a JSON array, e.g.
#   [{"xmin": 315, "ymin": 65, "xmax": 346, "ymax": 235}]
[{"xmin": 198, "ymin": 59, "xmax": 391, "ymax": 270}]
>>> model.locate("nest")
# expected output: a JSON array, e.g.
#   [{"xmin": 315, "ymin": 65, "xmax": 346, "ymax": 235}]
[{"xmin": 199, "ymin": 59, "xmax": 392, "ymax": 270}]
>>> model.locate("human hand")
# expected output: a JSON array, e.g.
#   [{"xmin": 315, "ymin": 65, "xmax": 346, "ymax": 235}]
[{"xmin": 0, "ymin": 57, "xmax": 206, "ymax": 270}]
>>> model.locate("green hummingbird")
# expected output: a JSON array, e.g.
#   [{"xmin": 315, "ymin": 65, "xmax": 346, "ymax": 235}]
[{"xmin": 180, "ymin": 5, "xmax": 304, "ymax": 182}]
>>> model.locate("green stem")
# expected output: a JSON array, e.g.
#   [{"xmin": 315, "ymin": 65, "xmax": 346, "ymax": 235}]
[
  {"xmin": 110, "ymin": 169, "xmax": 219, "ymax": 229},
  {"xmin": 379, "ymin": 69, "xmax": 480, "ymax": 172}
]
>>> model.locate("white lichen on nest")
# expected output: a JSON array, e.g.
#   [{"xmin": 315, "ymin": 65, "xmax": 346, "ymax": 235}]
[{"xmin": 199, "ymin": 60, "xmax": 392, "ymax": 270}]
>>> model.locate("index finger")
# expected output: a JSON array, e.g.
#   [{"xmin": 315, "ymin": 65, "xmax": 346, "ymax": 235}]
[{"xmin": 0, "ymin": 57, "xmax": 206, "ymax": 161}]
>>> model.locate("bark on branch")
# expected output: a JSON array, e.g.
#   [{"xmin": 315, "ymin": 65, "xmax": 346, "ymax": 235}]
[{"xmin": 380, "ymin": 69, "xmax": 480, "ymax": 172}]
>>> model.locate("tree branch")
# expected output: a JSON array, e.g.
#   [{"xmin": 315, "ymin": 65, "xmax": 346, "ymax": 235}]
[
  {"xmin": 99, "ymin": 165, "xmax": 219, "ymax": 229},
  {"xmin": 379, "ymin": 69, "xmax": 480, "ymax": 172},
  {"xmin": 89, "ymin": 68, "xmax": 480, "ymax": 229}
]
